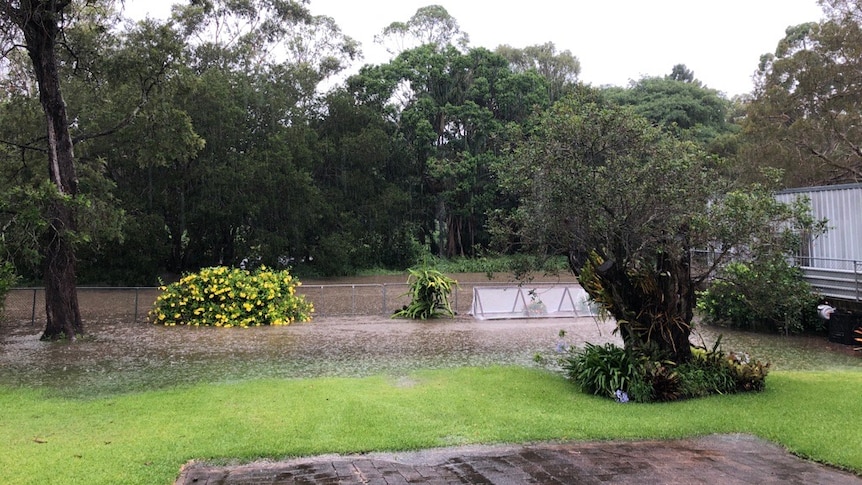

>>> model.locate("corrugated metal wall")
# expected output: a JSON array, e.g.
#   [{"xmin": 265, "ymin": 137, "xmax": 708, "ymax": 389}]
[{"xmin": 775, "ymin": 183, "xmax": 862, "ymax": 264}]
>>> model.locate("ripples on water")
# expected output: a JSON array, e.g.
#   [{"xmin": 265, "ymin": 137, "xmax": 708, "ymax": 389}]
[
  {"xmin": 1, "ymin": 315, "xmax": 858, "ymax": 398},
  {"xmin": 0, "ymin": 316, "xmax": 619, "ymax": 397}
]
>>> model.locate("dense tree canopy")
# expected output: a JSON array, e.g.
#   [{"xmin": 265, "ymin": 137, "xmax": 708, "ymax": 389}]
[
  {"xmin": 743, "ymin": 0, "xmax": 862, "ymax": 186},
  {"xmin": 496, "ymin": 90, "xmax": 821, "ymax": 362},
  {"xmin": 0, "ymin": 0, "xmax": 830, "ymax": 307},
  {"xmin": 348, "ymin": 43, "xmax": 552, "ymax": 258},
  {"xmin": 495, "ymin": 42, "xmax": 580, "ymax": 103},
  {"xmin": 375, "ymin": 4, "xmax": 469, "ymax": 55},
  {"xmin": 604, "ymin": 66, "xmax": 734, "ymax": 149}
]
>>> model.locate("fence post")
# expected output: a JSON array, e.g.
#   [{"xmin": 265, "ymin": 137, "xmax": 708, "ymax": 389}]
[
  {"xmin": 134, "ymin": 288, "xmax": 140, "ymax": 323},
  {"xmin": 856, "ymin": 261, "xmax": 861, "ymax": 302},
  {"xmin": 382, "ymin": 284, "xmax": 387, "ymax": 315},
  {"xmin": 31, "ymin": 288, "xmax": 37, "ymax": 326},
  {"xmin": 317, "ymin": 286, "xmax": 325, "ymax": 317}
]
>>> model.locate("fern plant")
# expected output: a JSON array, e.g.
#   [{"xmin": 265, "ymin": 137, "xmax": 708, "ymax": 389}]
[{"xmin": 392, "ymin": 266, "xmax": 456, "ymax": 319}]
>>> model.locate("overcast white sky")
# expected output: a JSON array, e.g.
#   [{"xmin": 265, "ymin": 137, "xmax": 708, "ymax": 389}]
[{"xmin": 123, "ymin": 0, "xmax": 826, "ymax": 97}]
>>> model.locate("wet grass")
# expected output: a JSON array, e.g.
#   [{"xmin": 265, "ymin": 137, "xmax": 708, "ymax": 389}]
[
  {"xmin": 1, "ymin": 316, "xmax": 860, "ymax": 484},
  {"xmin": 1, "ymin": 367, "xmax": 861, "ymax": 485}
]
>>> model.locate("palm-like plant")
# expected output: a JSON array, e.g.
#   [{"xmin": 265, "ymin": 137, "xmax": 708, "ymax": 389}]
[{"xmin": 392, "ymin": 266, "xmax": 457, "ymax": 319}]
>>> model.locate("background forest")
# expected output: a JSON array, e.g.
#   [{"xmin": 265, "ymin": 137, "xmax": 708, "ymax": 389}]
[{"xmin": 0, "ymin": 0, "xmax": 858, "ymax": 287}]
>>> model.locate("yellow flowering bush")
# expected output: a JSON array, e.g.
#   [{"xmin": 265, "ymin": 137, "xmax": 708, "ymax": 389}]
[{"xmin": 150, "ymin": 266, "xmax": 313, "ymax": 327}]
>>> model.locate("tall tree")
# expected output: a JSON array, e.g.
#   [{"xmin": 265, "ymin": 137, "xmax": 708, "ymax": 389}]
[
  {"xmin": 0, "ymin": 0, "xmax": 86, "ymax": 340},
  {"xmin": 135, "ymin": 0, "xmax": 357, "ymax": 274},
  {"xmin": 173, "ymin": 0, "xmax": 358, "ymax": 105},
  {"xmin": 667, "ymin": 63, "xmax": 695, "ymax": 83},
  {"xmin": 374, "ymin": 4, "xmax": 469, "ymax": 56},
  {"xmin": 743, "ymin": 0, "xmax": 862, "ymax": 186},
  {"xmin": 0, "ymin": 7, "xmax": 202, "ymax": 286},
  {"xmin": 353, "ymin": 44, "xmax": 550, "ymax": 258},
  {"xmin": 604, "ymin": 71, "xmax": 733, "ymax": 148},
  {"xmin": 308, "ymin": 88, "xmax": 418, "ymax": 274},
  {"xmin": 497, "ymin": 90, "xmax": 818, "ymax": 362},
  {"xmin": 495, "ymin": 42, "xmax": 580, "ymax": 103}
]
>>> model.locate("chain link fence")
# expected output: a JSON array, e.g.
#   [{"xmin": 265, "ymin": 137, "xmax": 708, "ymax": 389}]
[
  {"xmin": 3, "ymin": 287, "xmax": 164, "ymax": 326},
  {"xmin": 2, "ymin": 281, "xmax": 530, "ymax": 325}
]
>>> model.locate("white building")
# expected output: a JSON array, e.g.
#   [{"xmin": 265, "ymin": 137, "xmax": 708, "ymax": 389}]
[{"xmin": 775, "ymin": 183, "xmax": 862, "ymax": 302}]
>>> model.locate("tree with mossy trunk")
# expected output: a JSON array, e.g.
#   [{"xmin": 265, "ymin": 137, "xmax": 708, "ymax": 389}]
[{"xmin": 495, "ymin": 89, "xmax": 820, "ymax": 363}]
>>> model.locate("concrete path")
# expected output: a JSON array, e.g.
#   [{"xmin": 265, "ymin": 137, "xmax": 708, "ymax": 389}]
[{"xmin": 176, "ymin": 434, "xmax": 862, "ymax": 484}]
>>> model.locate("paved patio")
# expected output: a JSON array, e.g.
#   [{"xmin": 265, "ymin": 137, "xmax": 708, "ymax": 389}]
[{"xmin": 176, "ymin": 434, "xmax": 862, "ymax": 484}]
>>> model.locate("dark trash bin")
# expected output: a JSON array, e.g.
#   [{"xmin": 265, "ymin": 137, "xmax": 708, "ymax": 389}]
[{"xmin": 827, "ymin": 311, "xmax": 862, "ymax": 345}]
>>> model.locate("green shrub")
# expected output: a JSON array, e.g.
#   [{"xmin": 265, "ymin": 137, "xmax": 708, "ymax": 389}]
[
  {"xmin": 392, "ymin": 266, "xmax": 456, "ymax": 319},
  {"xmin": 560, "ymin": 338, "xmax": 769, "ymax": 402},
  {"xmin": 313, "ymin": 231, "xmax": 358, "ymax": 277},
  {"xmin": 428, "ymin": 254, "xmax": 570, "ymax": 277},
  {"xmin": 724, "ymin": 351, "xmax": 770, "ymax": 392},
  {"xmin": 381, "ymin": 223, "xmax": 425, "ymax": 270},
  {"xmin": 0, "ymin": 261, "xmax": 17, "ymax": 316},
  {"xmin": 637, "ymin": 359, "xmax": 682, "ymax": 402},
  {"xmin": 697, "ymin": 257, "xmax": 821, "ymax": 333},
  {"xmin": 150, "ymin": 266, "xmax": 313, "ymax": 327},
  {"xmin": 677, "ymin": 345, "xmax": 738, "ymax": 397},
  {"xmin": 562, "ymin": 343, "xmax": 640, "ymax": 400}
]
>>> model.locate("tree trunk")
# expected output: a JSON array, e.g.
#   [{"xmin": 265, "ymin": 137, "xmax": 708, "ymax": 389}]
[
  {"xmin": 653, "ymin": 247, "xmax": 695, "ymax": 363},
  {"xmin": 572, "ymin": 247, "xmax": 694, "ymax": 363},
  {"xmin": 42, "ymin": 202, "xmax": 83, "ymax": 340},
  {"xmin": 20, "ymin": 1, "xmax": 84, "ymax": 340}
]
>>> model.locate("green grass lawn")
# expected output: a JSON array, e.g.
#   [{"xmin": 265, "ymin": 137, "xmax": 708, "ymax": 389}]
[{"xmin": 2, "ymin": 366, "xmax": 861, "ymax": 485}]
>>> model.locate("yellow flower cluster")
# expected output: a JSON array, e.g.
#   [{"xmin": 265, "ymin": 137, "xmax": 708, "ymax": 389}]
[{"xmin": 149, "ymin": 266, "xmax": 313, "ymax": 327}]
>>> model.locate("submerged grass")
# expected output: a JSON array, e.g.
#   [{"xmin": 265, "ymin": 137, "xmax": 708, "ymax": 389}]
[{"xmin": 2, "ymin": 366, "xmax": 861, "ymax": 485}]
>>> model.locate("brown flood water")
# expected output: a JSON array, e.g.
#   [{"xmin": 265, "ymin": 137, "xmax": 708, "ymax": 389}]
[
  {"xmin": 0, "ymin": 314, "xmax": 620, "ymax": 397},
  {"xmin": 1, "ymin": 272, "xmax": 858, "ymax": 397}
]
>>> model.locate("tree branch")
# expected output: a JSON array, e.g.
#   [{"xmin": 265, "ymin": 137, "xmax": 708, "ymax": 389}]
[
  {"xmin": 803, "ymin": 142, "xmax": 862, "ymax": 179},
  {"xmin": 71, "ymin": 57, "xmax": 168, "ymax": 145},
  {"xmin": 0, "ymin": 138, "xmax": 48, "ymax": 153},
  {"xmin": 71, "ymin": 106, "xmax": 141, "ymax": 145}
]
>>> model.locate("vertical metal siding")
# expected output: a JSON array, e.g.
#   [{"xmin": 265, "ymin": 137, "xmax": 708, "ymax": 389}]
[{"xmin": 775, "ymin": 184, "xmax": 862, "ymax": 263}]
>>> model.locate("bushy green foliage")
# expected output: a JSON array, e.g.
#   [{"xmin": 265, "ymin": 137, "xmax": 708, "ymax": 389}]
[
  {"xmin": 697, "ymin": 257, "xmax": 821, "ymax": 333},
  {"xmin": 561, "ymin": 339, "xmax": 769, "ymax": 403},
  {"xmin": 381, "ymin": 223, "xmax": 427, "ymax": 270},
  {"xmin": 77, "ymin": 214, "xmax": 170, "ymax": 285},
  {"xmin": 723, "ymin": 351, "xmax": 771, "ymax": 392},
  {"xmin": 392, "ymin": 266, "xmax": 456, "ymax": 319},
  {"xmin": 636, "ymin": 359, "xmax": 682, "ymax": 402},
  {"xmin": 562, "ymin": 342, "xmax": 682, "ymax": 403},
  {"xmin": 0, "ymin": 261, "xmax": 17, "ymax": 315},
  {"xmin": 676, "ymin": 347, "xmax": 737, "ymax": 398},
  {"xmin": 562, "ymin": 343, "xmax": 641, "ymax": 400},
  {"xmin": 150, "ymin": 266, "xmax": 313, "ymax": 327}
]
